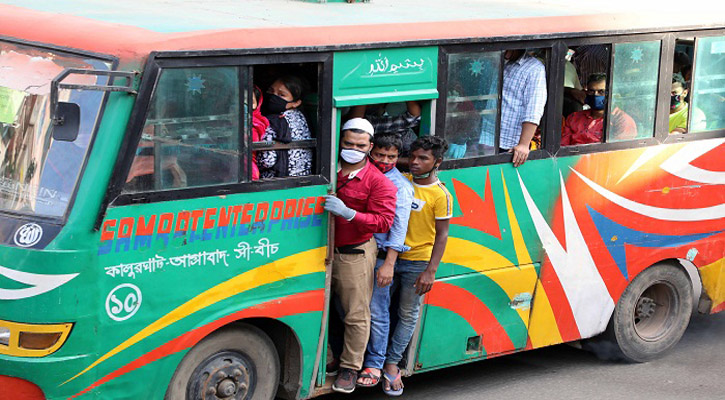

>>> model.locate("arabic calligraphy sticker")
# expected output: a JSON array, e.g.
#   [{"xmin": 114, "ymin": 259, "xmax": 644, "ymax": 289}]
[{"xmin": 13, "ymin": 223, "xmax": 43, "ymax": 248}]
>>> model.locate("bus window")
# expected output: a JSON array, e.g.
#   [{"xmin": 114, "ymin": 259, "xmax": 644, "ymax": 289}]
[
  {"xmin": 445, "ymin": 51, "xmax": 501, "ymax": 159},
  {"xmin": 690, "ymin": 35, "xmax": 725, "ymax": 132},
  {"xmin": 562, "ymin": 47, "xmax": 585, "ymax": 119},
  {"xmin": 561, "ymin": 44, "xmax": 612, "ymax": 147},
  {"xmin": 668, "ymin": 38, "xmax": 706, "ymax": 134},
  {"xmin": 443, "ymin": 48, "xmax": 548, "ymax": 160},
  {"xmin": 0, "ymin": 40, "xmax": 112, "ymax": 217},
  {"xmin": 124, "ymin": 67, "xmax": 242, "ymax": 192},
  {"xmin": 607, "ymin": 41, "xmax": 661, "ymax": 142},
  {"xmin": 252, "ymin": 63, "xmax": 318, "ymax": 179},
  {"xmin": 673, "ymin": 40, "xmax": 693, "ymax": 82}
]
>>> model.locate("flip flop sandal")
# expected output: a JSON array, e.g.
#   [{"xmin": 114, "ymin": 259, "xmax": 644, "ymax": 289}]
[
  {"xmin": 356, "ymin": 367, "xmax": 381, "ymax": 387},
  {"xmin": 382, "ymin": 370, "xmax": 404, "ymax": 397}
]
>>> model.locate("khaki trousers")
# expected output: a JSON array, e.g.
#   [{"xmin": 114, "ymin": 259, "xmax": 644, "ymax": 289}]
[{"xmin": 331, "ymin": 237, "xmax": 377, "ymax": 370}]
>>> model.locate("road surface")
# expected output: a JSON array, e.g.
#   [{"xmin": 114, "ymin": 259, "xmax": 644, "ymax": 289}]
[{"xmin": 325, "ymin": 312, "xmax": 725, "ymax": 400}]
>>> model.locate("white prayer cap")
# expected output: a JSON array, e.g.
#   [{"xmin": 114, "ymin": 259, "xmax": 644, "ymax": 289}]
[{"xmin": 342, "ymin": 118, "xmax": 375, "ymax": 137}]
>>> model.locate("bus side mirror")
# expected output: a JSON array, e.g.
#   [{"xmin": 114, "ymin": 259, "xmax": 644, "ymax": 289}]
[{"xmin": 52, "ymin": 102, "xmax": 81, "ymax": 142}]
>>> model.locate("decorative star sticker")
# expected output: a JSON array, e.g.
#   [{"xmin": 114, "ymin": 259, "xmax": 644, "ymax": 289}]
[
  {"xmin": 469, "ymin": 59, "xmax": 484, "ymax": 76},
  {"xmin": 631, "ymin": 48, "xmax": 644, "ymax": 63},
  {"xmin": 185, "ymin": 74, "xmax": 206, "ymax": 94}
]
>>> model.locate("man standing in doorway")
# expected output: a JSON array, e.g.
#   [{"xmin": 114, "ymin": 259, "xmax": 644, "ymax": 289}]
[
  {"xmin": 324, "ymin": 118, "xmax": 397, "ymax": 394},
  {"xmin": 381, "ymin": 135, "xmax": 452, "ymax": 396},
  {"xmin": 356, "ymin": 134, "xmax": 414, "ymax": 389}
]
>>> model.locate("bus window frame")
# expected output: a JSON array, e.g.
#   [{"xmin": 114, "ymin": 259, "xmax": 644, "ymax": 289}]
[
  {"xmin": 0, "ymin": 35, "xmax": 118, "ymax": 225},
  {"xmin": 106, "ymin": 51, "xmax": 333, "ymax": 208},
  {"xmin": 555, "ymin": 30, "xmax": 725, "ymax": 157},
  {"xmin": 554, "ymin": 33, "xmax": 667, "ymax": 157},
  {"xmin": 663, "ymin": 29, "xmax": 725, "ymax": 144},
  {"xmin": 436, "ymin": 39, "xmax": 559, "ymax": 170}
]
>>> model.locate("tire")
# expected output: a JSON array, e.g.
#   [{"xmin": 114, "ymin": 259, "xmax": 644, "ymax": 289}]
[
  {"xmin": 586, "ymin": 263, "xmax": 693, "ymax": 363},
  {"xmin": 166, "ymin": 324, "xmax": 280, "ymax": 400}
]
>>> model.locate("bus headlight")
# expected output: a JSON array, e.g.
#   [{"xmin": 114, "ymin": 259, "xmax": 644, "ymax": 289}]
[
  {"xmin": 0, "ymin": 320, "xmax": 72, "ymax": 357},
  {"xmin": 19, "ymin": 331, "xmax": 63, "ymax": 350},
  {"xmin": 0, "ymin": 327, "xmax": 9, "ymax": 346}
]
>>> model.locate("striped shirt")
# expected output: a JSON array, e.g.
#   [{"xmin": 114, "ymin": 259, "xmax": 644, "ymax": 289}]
[{"xmin": 480, "ymin": 54, "xmax": 547, "ymax": 149}]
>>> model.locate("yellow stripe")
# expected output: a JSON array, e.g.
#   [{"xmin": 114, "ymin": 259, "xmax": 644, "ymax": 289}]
[
  {"xmin": 501, "ymin": 171, "xmax": 561, "ymax": 345},
  {"xmin": 63, "ymin": 247, "xmax": 326, "ymax": 385},
  {"xmin": 441, "ymin": 237, "xmax": 513, "ymax": 273},
  {"xmin": 501, "ymin": 171, "xmax": 532, "ymax": 265},
  {"xmin": 527, "ymin": 281, "xmax": 564, "ymax": 348},
  {"xmin": 484, "ymin": 263, "xmax": 538, "ymax": 322},
  {"xmin": 441, "ymin": 183, "xmax": 453, "ymax": 216},
  {"xmin": 700, "ymin": 257, "xmax": 725, "ymax": 310},
  {"xmin": 442, "ymin": 238, "xmax": 536, "ymax": 327}
]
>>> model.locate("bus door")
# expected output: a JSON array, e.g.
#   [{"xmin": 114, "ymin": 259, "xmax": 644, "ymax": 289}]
[
  {"xmin": 413, "ymin": 164, "xmax": 544, "ymax": 371},
  {"xmin": 97, "ymin": 54, "xmax": 333, "ymax": 400},
  {"xmin": 316, "ymin": 46, "xmax": 440, "ymax": 386}
]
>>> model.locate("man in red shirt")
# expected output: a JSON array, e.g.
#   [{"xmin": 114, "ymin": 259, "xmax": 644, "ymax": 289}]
[
  {"xmin": 561, "ymin": 72, "xmax": 637, "ymax": 146},
  {"xmin": 323, "ymin": 118, "xmax": 397, "ymax": 393}
]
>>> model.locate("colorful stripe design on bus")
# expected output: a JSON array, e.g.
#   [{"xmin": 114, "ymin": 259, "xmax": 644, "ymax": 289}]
[
  {"xmin": 63, "ymin": 246, "xmax": 326, "ymax": 386},
  {"xmin": 70, "ymin": 288, "xmax": 324, "ymax": 398},
  {"xmin": 424, "ymin": 138, "xmax": 725, "ymax": 365},
  {"xmin": 545, "ymin": 140, "xmax": 725, "ymax": 314},
  {"xmin": 426, "ymin": 282, "xmax": 516, "ymax": 355},
  {"xmin": 0, "ymin": 265, "xmax": 78, "ymax": 300},
  {"xmin": 700, "ymin": 258, "xmax": 725, "ymax": 313},
  {"xmin": 421, "ymin": 172, "xmax": 541, "ymax": 362},
  {"xmin": 523, "ymin": 139, "xmax": 725, "ymax": 340}
]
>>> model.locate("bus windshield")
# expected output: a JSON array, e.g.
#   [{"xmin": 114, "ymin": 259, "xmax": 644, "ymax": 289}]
[{"xmin": 0, "ymin": 41, "xmax": 111, "ymax": 218}]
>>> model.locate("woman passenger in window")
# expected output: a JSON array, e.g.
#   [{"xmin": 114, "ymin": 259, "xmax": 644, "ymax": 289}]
[
  {"xmin": 251, "ymin": 86, "xmax": 269, "ymax": 181},
  {"xmin": 561, "ymin": 73, "xmax": 637, "ymax": 145},
  {"xmin": 258, "ymin": 75, "xmax": 313, "ymax": 178},
  {"xmin": 669, "ymin": 73, "xmax": 706, "ymax": 134}
]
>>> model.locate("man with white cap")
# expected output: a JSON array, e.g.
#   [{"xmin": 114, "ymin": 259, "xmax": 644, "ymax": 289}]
[{"xmin": 324, "ymin": 117, "xmax": 397, "ymax": 393}]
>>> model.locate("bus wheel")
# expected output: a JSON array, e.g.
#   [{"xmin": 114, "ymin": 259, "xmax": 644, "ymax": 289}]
[
  {"xmin": 166, "ymin": 324, "xmax": 280, "ymax": 400},
  {"xmin": 592, "ymin": 263, "xmax": 693, "ymax": 362}
]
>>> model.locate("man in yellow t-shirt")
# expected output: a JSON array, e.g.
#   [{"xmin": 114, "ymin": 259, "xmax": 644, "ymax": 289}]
[{"xmin": 380, "ymin": 136, "xmax": 452, "ymax": 396}]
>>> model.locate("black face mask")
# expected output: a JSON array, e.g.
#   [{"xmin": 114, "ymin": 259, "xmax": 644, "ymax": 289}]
[{"xmin": 262, "ymin": 93, "xmax": 290, "ymax": 115}]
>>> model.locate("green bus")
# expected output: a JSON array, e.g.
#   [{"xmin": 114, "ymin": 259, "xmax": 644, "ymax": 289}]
[{"xmin": 1, "ymin": 1, "xmax": 725, "ymax": 399}]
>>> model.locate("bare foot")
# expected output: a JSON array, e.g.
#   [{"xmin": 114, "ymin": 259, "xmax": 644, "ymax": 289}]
[{"xmin": 383, "ymin": 364, "xmax": 403, "ymax": 391}]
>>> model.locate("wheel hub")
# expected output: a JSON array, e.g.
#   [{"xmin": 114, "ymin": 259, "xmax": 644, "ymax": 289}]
[
  {"xmin": 188, "ymin": 351, "xmax": 253, "ymax": 400},
  {"xmin": 635, "ymin": 296, "xmax": 657, "ymax": 321},
  {"xmin": 632, "ymin": 282, "xmax": 678, "ymax": 342}
]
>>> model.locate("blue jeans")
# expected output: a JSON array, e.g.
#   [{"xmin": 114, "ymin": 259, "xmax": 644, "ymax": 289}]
[{"xmin": 364, "ymin": 258, "xmax": 427, "ymax": 369}]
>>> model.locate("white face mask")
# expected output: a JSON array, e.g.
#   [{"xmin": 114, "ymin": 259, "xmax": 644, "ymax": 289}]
[{"xmin": 340, "ymin": 148, "xmax": 367, "ymax": 164}]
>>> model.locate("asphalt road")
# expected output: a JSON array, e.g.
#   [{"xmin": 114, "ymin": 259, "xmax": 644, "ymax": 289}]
[{"xmin": 326, "ymin": 312, "xmax": 725, "ymax": 400}]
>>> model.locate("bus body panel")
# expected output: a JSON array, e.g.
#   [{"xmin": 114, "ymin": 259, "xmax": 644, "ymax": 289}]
[
  {"xmin": 412, "ymin": 139, "xmax": 725, "ymax": 372},
  {"xmin": 416, "ymin": 263, "xmax": 538, "ymax": 369},
  {"xmin": 2, "ymin": 5, "xmax": 725, "ymax": 397},
  {"xmin": 69, "ymin": 186, "xmax": 329, "ymax": 399},
  {"xmin": 0, "ymin": 86, "xmax": 136, "ymax": 398},
  {"xmin": 3, "ymin": 2, "xmax": 725, "ymax": 62}
]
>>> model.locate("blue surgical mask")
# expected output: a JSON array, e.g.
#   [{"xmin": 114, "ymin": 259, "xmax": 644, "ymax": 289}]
[{"xmin": 585, "ymin": 94, "xmax": 606, "ymax": 111}]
